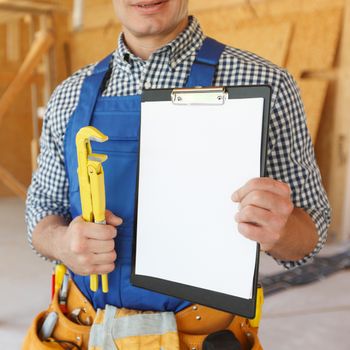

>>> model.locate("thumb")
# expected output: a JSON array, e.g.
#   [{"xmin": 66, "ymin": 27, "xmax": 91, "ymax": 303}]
[{"xmin": 105, "ymin": 209, "xmax": 123, "ymax": 226}]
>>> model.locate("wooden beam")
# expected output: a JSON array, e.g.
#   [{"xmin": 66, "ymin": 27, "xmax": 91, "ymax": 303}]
[
  {"xmin": 0, "ymin": 164, "xmax": 26, "ymax": 200},
  {"xmin": 6, "ymin": 20, "xmax": 20, "ymax": 62},
  {"xmin": 0, "ymin": 30, "xmax": 54, "ymax": 125},
  {"xmin": 0, "ymin": 0, "xmax": 63, "ymax": 15},
  {"xmin": 0, "ymin": 11, "xmax": 24, "ymax": 24}
]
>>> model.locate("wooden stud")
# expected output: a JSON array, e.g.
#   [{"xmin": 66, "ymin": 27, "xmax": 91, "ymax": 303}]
[
  {"xmin": 6, "ymin": 20, "xmax": 20, "ymax": 62},
  {"xmin": 0, "ymin": 0, "xmax": 62, "ymax": 15},
  {"xmin": 0, "ymin": 30, "xmax": 54, "ymax": 126}
]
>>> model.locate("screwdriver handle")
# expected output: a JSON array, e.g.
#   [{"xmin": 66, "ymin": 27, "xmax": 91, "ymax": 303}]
[
  {"xmin": 101, "ymin": 274, "xmax": 109, "ymax": 293},
  {"xmin": 90, "ymin": 274, "xmax": 98, "ymax": 292}
]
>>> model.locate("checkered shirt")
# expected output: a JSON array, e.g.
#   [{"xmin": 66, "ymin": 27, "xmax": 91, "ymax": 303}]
[{"xmin": 25, "ymin": 16, "xmax": 331, "ymax": 269}]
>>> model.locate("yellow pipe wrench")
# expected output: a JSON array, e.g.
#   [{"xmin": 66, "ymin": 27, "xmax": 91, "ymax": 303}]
[{"xmin": 76, "ymin": 126, "xmax": 109, "ymax": 293}]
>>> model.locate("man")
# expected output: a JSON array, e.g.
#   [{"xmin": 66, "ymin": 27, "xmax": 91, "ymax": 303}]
[{"xmin": 26, "ymin": 0, "xmax": 330, "ymax": 347}]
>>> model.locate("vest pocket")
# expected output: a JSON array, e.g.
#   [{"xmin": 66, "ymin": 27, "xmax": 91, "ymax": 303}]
[
  {"xmin": 91, "ymin": 110, "xmax": 140, "ymax": 142},
  {"xmin": 91, "ymin": 140, "xmax": 139, "ymax": 154},
  {"xmin": 90, "ymin": 109, "xmax": 140, "ymax": 154}
]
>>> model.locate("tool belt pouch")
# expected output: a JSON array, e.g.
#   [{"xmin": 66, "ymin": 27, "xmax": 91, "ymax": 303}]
[
  {"xmin": 22, "ymin": 280, "xmax": 96, "ymax": 350},
  {"xmin": 176, "ymin": 304, "xmax": 263, "ymax": 350}
]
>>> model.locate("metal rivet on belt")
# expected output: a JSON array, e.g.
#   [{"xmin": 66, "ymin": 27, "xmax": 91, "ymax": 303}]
[
  {"xmin": 192, "ymin": 305, "xmax": 198, "ymax": 310},
  {"xmin": 76, "ymin": 336, "xmax": 81, "ymax": 341},
  {"xmin": 196, "ymin": 315, "xmax": 201, "ymax": 320}
]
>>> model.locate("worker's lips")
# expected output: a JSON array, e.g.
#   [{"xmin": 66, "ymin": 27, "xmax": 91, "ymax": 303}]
[{"xmin": 132, "ymin": 0, "xmax": 168, "ymax": 14}]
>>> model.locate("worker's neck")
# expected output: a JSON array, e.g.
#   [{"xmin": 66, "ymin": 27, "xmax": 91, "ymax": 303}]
[{"xmin": 122, "ymin": 19, "xmax": 188, "ymax": 60}]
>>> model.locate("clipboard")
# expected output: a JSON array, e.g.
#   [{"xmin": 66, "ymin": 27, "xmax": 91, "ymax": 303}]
[{"xmin": 131, "ymin": 86, "xmax": 271, "ymax": 318}]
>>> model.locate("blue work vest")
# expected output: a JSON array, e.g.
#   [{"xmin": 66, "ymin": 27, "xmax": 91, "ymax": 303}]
[{"xmin": 64, "ymin": 37, "xmax": 225, "ymax": 312}]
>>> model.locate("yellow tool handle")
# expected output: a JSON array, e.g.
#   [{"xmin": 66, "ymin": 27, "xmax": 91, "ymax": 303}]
[
  {"xmin": 55, "ymin": 264, "xmax": 67, "ymax": 291},
  {"xmin": 90, "ymin": 274, "xmax": 98, "ymax": 292},
  {"xmin": 101, "ymin": 274, "xmax": 109, "ymax": 293},
  {"xmin": 249, "ymin": 285, "xmax": 264, "ymax": 328},
  {"xmin": 88, "ymin": 160, "xmax": 109, "ymax": 293}
]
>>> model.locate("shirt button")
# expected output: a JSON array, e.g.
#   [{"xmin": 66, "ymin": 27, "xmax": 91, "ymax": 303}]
[{"xmin": 144, "ymin": 81, "xmax": 152, "ymax": 89}]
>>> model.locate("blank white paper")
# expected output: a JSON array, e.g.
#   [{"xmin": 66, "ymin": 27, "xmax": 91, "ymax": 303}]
[{"xmin": 136, "ymin": 97, "xmax": 264, "ymax": 300}]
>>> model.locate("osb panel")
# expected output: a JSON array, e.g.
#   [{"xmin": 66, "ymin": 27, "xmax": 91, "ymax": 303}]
[
  {"xmin": 297, "ymin": 79, "xmax": 329, "ymax": 143},
  {"xmin": 189, "ymin": 0, "xmax": 253, "ymax": 13},
  {"xmin": 195, "ymin": 4, "xmax": 294, "ymax": 66},
  {"xmin": 251, "ymin": 0, "xmax": 344, "ymax": 18},
  {"xmin": 234, "ymin": 22, "xmax": 291, "ymax": 66},
  {"xmin": 195, "ymin": 5, "xmax": 258, "ymax": 33},
  {"xmin": 234, "ymin": 8, "xmax": 343, "ymax": 76},
  {"xmin": 286, "ymin": 8, "xmax": 343, "ymax": 77},
  {"xmin": 70, "ymin": 23, "xmax": 121, "ymax": 71}
]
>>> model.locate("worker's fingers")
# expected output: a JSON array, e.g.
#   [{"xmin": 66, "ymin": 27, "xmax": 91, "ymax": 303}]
[
  {"xmin": 72, "ymin": 217, "xmax": 117, "ymax": 240},
  {"xmin": 232, "ymin": 177, "xmax": 291, "ymax": 202},
  {"xmin": 74, "ymin": 251, "xmax": 116, "ymax": 275},
  {"xmin": 105, "ymin": 209, "xmax": 123, "ymax": 226},
  {"xmin": 236, "ymin": 222, "xmax": 281, "ymax": 252},
  {"xmin": 235, "ymin": 205, "xmax": 288, "ymax": 231},
  {"xmin": 238, "ymin": 190, "xmax": 293, "ymax": 216},
  {"xmin": 91, "ymin": 251, "xmax": 117, "ymax": 265},
  {"xmin": 90, "ymin": 263, "xmax": 115, "ymax": 275},
  {"xmin": 236, "ymin": 222, "xmax": 267, "ymax": 243},
  {"xmin": 78, "ymin": 262, "xmax": 116, "ymax": 275},
  {"xmin": 87, "ymin": 238, "xmax": 115, "ymax": 254}
]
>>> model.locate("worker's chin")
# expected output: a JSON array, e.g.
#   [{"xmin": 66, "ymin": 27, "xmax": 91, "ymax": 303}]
[{"xmin": 128, "ymin": 20, "xmax": 169, "ymax": 38}]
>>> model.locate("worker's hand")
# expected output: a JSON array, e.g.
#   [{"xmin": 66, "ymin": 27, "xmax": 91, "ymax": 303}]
[
  {"xmin": 58, "ymin": 210, "xmax": 122, "ymax": 275},
  {"xmin": 232, "ymin": 177, "xmax": 294, "ymax": 252}
]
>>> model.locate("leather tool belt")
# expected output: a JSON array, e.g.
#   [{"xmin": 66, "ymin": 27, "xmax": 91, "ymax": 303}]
[{"xmin": 22, "ymin": 280, "xmax": 262, "ymax": 350}]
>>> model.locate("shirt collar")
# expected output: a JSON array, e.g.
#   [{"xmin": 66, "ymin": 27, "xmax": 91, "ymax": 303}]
[{"xmin": 113, "ymin": 16, "xmax": 205, "ymax": 70}]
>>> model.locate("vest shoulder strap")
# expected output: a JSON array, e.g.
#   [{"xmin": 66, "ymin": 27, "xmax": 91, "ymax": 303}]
[
  {"xmin": 186, "ymin": 37, "xmax": 226, "ymax": 87},
  {"xmin": 70, "ymin": 53, "xmax": 113, "ymax": 136}
]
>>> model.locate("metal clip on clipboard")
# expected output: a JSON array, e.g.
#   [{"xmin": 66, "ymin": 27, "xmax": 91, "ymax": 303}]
[{"xmin": 171, "ymin": 87, "xmax": 227, "ymax": 105}]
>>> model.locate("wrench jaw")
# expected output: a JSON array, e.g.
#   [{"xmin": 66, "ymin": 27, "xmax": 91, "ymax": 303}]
[
  {"xmin": 88, "ymin": 153, "xmax": 108, "ymax": 163},
  {"xmin": 75, "ymin": 126, "xmax": 109, "ymax": 293}
]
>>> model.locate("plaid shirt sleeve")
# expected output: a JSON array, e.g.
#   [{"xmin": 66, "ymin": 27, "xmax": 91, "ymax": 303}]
[{"xmin": 265, "ymin": 70, "xmax": 331, "ymax": 269}]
